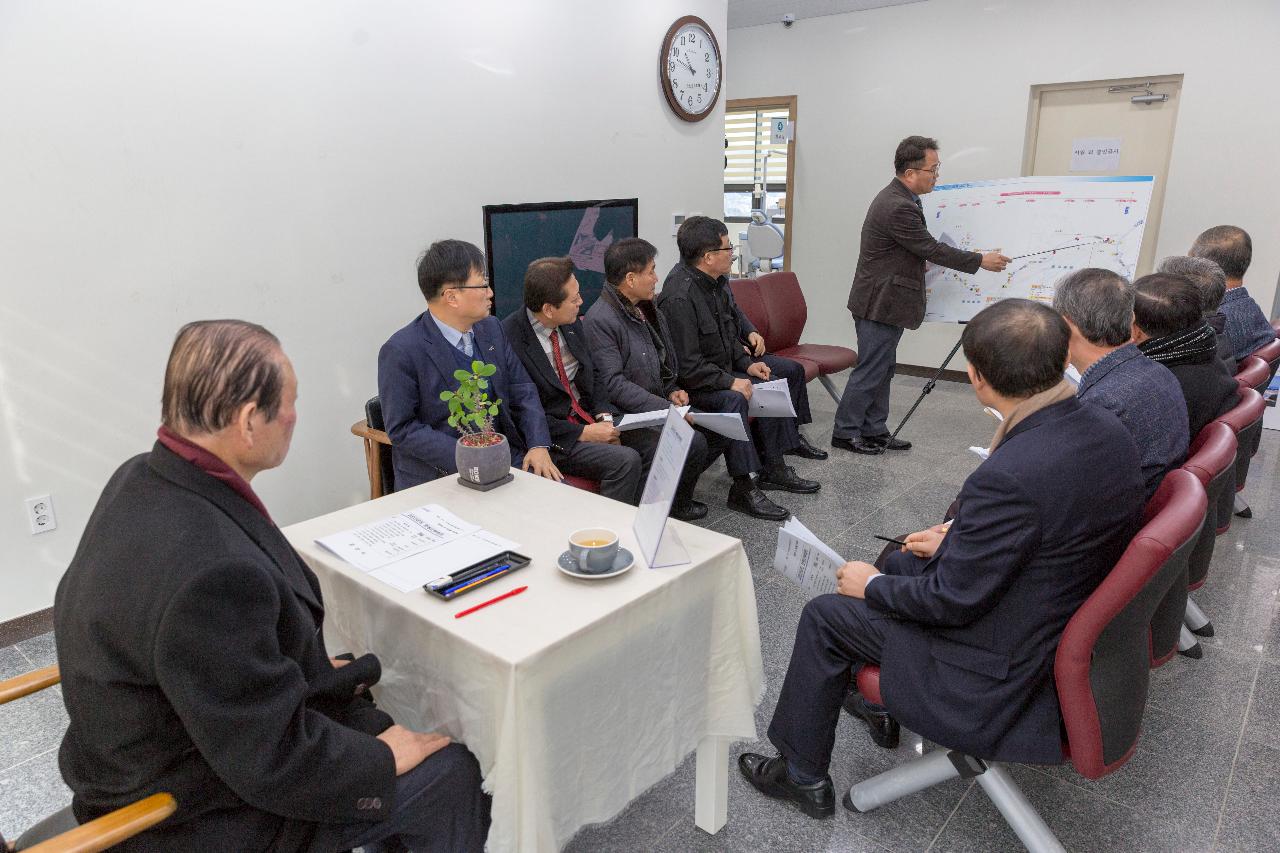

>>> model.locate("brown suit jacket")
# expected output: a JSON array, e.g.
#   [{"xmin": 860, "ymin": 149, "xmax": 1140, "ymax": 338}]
[{"xmin": 846, "ymin": 178, "xmax": 982, "ymax": 330}]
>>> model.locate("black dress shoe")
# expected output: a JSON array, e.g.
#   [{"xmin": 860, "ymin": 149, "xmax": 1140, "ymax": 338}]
[
  {"xmin": 865, "ymin": 434, "xmax": 912, "ymax": 451},
  {"xmin": 842, "ymin": 693, "xmax": 900, "ymax": 749},
  {"xmin": 727, "ymin": 482, "xmax": 789, "ymax": 521},
  {"xmin": 670, "ymin": 499, "xmax": 709, "ymax": 522},
  {"xmin": 758, "ymin": 465, "xmax": 821, "ymax": 494},
  {"xmin": 786, "ymin": 434, "xmax": 829, "ymax": 461},
  {"xmin": 737, "ymin": 753, "xmax": 835, "ymax": 819},
  {"xmin": 831, "ymin": 436, "xmax": 884, "ymax": 455}
]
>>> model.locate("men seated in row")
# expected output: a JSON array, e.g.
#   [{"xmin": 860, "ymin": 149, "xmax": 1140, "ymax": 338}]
[
  {"xmin": 1053, "ymin": 268, "xmax": 1189, "ymax": 499},
  {"xmin": 1132, "ymin": 272, "xmax": 1238, "ymax": 437},
  {"xmin": 1190, "ymin": 225, "xmax": 1275, "ymax": 365},
  {"xmin": 737, "ymin": 299, "xmax": 1144, "ymax": 818},
  {"xmin": 57, "ymin": 320, "xmax": 490, "ymax": 851},
  {"xmin": 502, "ymin": 255, "xmax": 710, "ymax": 516},
  {"xmin": 1157, "ymin": 254, "xmax": 1237, "ymax": 373},
  {"xmin": 656, "ymin": 216, "xmax": 823, "ymax": 521},
  {"xmin": 379, "ymin": 239, "xmax": 562, "ymax": 489}
]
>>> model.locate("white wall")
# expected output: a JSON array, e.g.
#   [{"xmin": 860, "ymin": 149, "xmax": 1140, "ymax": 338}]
[
  {"xmin": 728, "ymin": 0, "xmax": 1280, "ymax": 369},
  {"xmin": 0, "ymin": 0, "xmax": 727, "ymax": 622}
]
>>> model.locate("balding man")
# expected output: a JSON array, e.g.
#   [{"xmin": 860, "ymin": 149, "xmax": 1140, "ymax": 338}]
[
  {"xmin": 55, "ymin": 321, "xmax": 490, "ymax": 852},
  {"xmin": 1157, "ymin": 255, "xmax": 1236, "ymax": 373},
  {"xmin": 1190, "ymin": 225, "xmax": 1275, "ymax": 363}
]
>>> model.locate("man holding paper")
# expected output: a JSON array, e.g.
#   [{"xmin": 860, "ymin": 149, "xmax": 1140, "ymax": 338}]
[
  {"xmin": 739, "ymin": 299, "xmax": 1142, "ymax": 819},
  {"xmin": 658, "ymin": 217, "xmax": 822, "ymax": 521}
]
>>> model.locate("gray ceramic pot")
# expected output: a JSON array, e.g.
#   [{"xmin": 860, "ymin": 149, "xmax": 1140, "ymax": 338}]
[{"xmin": 455, "ymin": 433, "xmax": 512, "ymax": 488}]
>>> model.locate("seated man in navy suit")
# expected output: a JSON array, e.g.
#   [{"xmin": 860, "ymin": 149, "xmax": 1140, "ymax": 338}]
[
  {"xmin": 738, "ymin": 299, "xmax": 1144, "ymax": 819},
  {"xmin": 503, "ymin": 256, "xmax": 711, "ymax": 511},
  {"xmin": 378, "ymin": 239, "xmax": 562, "ymax": 490}
]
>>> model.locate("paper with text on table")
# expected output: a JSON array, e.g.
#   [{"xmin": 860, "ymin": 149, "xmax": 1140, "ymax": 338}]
[
  {"xmin": 314, "ymin": 504, "xmax": 480, "ymax": 572},
  {"xmin": 773, "ymin": 517, "xmax": 844, "ymax": 597},
  {"xmin": 370, "ymin": 529, "xmax": 522, "ymax": 593}
]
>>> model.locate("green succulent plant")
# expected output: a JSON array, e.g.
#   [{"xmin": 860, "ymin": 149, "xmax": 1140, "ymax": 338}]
[{"xmin": 439, "ymin": 360, "xmax": 503, "ymax": 439}]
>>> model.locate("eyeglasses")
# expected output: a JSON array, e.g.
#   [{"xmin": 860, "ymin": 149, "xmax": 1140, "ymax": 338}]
[
  {"xmin": 909, "ymin": 164, "xmax": 941, "ymax": 176},
  {"xmin": 707, "ymin": 245, "xmax": 737, "ymax": 255},
  {"xmin": 448, "ymin": 282, "xmax": 492, "ymax": 291}
]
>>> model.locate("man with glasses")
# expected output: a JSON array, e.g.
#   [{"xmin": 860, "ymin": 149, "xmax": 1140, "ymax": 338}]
[
  {"xmin": 657, "ymin": 216, "xmax": 822, "ymax": 521},
  {"xmin": 378, "ymin": 239, "xmax": 562, "ymax": 489},
  {"xmin": 835, "ymin": 136, "xmax": 1010, "ymax": 455}
]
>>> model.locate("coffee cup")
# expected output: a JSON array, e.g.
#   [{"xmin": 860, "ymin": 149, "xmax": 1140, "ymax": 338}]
[{"xmin": 568, "ymin": 528, "xmax": 619, "ymax": 573}]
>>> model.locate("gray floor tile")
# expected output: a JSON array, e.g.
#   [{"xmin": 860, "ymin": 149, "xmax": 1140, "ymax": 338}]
[
  {"xmin": 0, "ymin": 646, "xmax": 30, "ymax": 682},
  {"xmin": 1147, "ymin": 645, "xmax": 1261, "ymax": 736},
  {"xmin": 1213, "ymin": 739, "xmax": 1280, "ymax": 852},
  {"xmin": 0, "ymin": 747, "xmax": 72, "ymax": 842},
  {"xmin": 15, "ymin": 633, "xmax": 58, "ymax": 670},
  {"xmin": 1241, "ymin": 659, "xmax": 1280, "ymax": 751},
  {"xmin": 0, "ymin": 686, "xmax": 67, "ymax": 774}
]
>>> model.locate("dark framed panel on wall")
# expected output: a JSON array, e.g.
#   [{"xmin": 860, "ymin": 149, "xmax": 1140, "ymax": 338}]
[{"xmin": 482, "ymin": 198, "xmax": 639, "ymax": 319}]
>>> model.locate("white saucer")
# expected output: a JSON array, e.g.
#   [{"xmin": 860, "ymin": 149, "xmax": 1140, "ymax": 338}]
[{"xmin": 557, "ymin": 547, "xmax": 635, "ymax": 580}]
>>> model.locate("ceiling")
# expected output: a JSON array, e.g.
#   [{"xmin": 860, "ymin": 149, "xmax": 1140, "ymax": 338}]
[{"xmin": 727, "ymin": 0, "xmax": 927, "ymax": 30}]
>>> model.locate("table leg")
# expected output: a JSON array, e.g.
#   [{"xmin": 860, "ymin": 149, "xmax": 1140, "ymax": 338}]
[{"xmin": 694, "ymin": 735, "xmax": 729, "ymax": 834}]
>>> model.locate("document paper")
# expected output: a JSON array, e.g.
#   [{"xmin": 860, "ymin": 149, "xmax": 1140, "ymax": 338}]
[
  {"xmin": 687, "ymin": 411, "xmax": 750, "ymax": 441},
  {"xmin": 748, "ymin": 378, "xmax": 796, "ymax": 418},
  {"xmin": 316, "ymin": 504, "xmax": 480, "ymax": 572},
  {"xmin": 773, "ymin": 517, "xmax": 844, "ymax": 598},
  {"xmin": 616, "ymin": 406, "xmax": 690, "ymax": 431}
]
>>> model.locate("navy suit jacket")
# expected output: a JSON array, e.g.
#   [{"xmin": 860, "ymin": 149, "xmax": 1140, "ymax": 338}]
[
  {"xmin": 377, "ymin": 312, "xmax": 551, "ymax": 490},
  {"xmin": 501, "ymin": 311, "xmax": 618, "ymax": 454},
  {"xmin": 868, "ymin": 397, "xmax": 1144, "ymax": 764}
]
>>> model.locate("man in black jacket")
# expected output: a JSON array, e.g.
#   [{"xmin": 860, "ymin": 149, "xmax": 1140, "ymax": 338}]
[
  {"xmin": 55, "ymin": 320, "xmax": 490, "ymax": 852},
  {"xmin": 657, "ymin": 216, "xmax": 820, "ymax": 521},
  {"xmin": 835, "ymin": 136, "xmax": 1010, "ymax": 455}
]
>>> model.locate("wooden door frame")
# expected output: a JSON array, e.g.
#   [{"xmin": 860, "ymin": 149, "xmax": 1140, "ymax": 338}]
[{"xmin": 726, "ymin": 95, "xmax": 797, "ymax": 271}]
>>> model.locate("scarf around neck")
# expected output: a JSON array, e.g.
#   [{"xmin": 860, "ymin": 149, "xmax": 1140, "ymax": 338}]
[
  {"xmin": 987, "ymin": 380, "xmax": 1077, "ymax": 453},
  {"xmin": 1137, "ymin": 321, "xmax": 1218, "ymax": 366}
]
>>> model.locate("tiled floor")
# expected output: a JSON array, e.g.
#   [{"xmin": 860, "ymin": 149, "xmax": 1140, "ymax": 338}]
[{"xmin": 3, "ymin": 371, "xmax": 1278, "ymax": 851}]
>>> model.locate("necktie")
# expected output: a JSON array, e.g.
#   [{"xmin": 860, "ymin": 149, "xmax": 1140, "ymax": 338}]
[
  {"xmin": 549, "ymin": 329, "xmax": 595, "ymax": 425},
  {"xmin": 457, "ymin": 333, "xmax": 473, "ymax": 358}
]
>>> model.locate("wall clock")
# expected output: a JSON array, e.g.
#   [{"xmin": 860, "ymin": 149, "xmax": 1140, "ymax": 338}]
[{"xmin": 659, "ymin": 15, "xmax": 722, "ymax": 122}]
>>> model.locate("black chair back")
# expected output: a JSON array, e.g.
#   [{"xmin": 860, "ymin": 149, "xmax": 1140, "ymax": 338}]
[{"xmin": 365, "ymin": 396, "xmax": 395, "ymax": 494}]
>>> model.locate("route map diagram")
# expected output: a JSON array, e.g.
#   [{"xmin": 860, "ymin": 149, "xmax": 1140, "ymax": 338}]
[{"xmin": 921, "ymin": 176, "xmax": 1154, "ymax": 323}]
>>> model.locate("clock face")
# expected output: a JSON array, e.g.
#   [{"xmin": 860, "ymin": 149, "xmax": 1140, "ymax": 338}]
[{"xmin": 660, "ymin": 16, "xmax": 721, "ymax": 122}]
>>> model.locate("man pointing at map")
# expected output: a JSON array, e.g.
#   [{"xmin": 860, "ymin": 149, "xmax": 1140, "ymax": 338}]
[{"xmin": 833, "ymin": 136, "xmax": 1010, "ymax": 456}]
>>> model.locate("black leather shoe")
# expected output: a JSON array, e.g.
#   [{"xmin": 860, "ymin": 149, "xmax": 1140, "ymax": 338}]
[
  {"xmin": 787, "ymin": 434, "xmax": 829, "ymax": 460},
  {"xmin": 831, "ymin": 436, "xmax": 885, "ymax": 455},
  {"xmin": 727, "ymin": 482, "xmax": 789, "ymax": 521},
  {"xmin": 842, "ymin": 693, "xmax": 900, "ymax": 749},
  {"xmin": 737, "ymin": 753, "xmax": 835, "ymax": 819},
  {"xmin": 758, "ymin": 465, "xmax": 821, "ymax": 494},
  {"xmin": 866, "ymin": 434, "xmax": 912, "ymax": 451},
  {"xmin": 670, "ymin": 499, "xmax": 709, "ymax": 522}
]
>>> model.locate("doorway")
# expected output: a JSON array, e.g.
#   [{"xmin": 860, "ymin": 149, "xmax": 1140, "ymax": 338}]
[
  {"xmin": 1024, "ymin": 74, "xmax": 1183, "ymax": 276},
  {"xmin": 724, "ymin": 96, "xmax": 796, "ymax": 274}
]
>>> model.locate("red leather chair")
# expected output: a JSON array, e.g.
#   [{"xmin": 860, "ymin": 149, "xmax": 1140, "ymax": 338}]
[
  {"xmin": 1151, "ymin": 422, "xmax": 1237, "ymax": 660},
  {"xmin": 1214, "ymin": 386, "xmax": 1265, "ymax": 519},
  {"xmin": 1234, "ymin": 355, "xmax": 1270, "ymax": 394},
  {"xmin": 844, "ymin": 471, "xmax": 1206, "ymax": 853},
  {"xmin": 729, "ymin": 276, "xmax": 819, "ymax": 381},
  {"xmin": 562, "ymin": 474, "xmax": 601, "ymax": 494},
  {"xmin": 1272, "ymin": 318, "xmax": 1280, "ymax": 338},
  {"xmin": 1247, "ymin": 337, "xmax": 1280, "ymax": 381}
]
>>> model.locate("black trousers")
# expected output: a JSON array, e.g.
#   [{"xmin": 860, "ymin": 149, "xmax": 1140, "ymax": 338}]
[
  {"xmin": 621, "ymin": 425, "xmax": 711, "ymax": 506},
  {"xmin": 766, "ymin": 550, "xmax": 929, "ymax": 779},
  {"xmin": 313, "ymin": 743, "xmax": 491, "ymax": 853},
  {"xmin": 551, "ymin": 440, "xmax": 644, "ymax": 504},
  {"xmin": 689, "ymin": 369, "xmax": 802, "ymax": 476}
]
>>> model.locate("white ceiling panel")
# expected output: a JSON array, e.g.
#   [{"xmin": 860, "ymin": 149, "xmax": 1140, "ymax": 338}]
[{"xmin": 728, "ymin": 0, "xmax": 928, "ymax": 30}]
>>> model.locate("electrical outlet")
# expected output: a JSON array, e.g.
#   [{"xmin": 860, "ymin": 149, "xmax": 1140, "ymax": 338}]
[{"xmin": 25, "ymin": 494, "xmax": 57, "ymax": 535}]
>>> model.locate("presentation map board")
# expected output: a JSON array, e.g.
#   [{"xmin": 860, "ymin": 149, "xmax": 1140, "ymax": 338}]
[
  {"xmin": 483, "ymin": 199, "xmax": 638, "ymax": 320},
  {"xmin": 922, "ymin": 176, "xmax": 1154, "ymax": 323}
]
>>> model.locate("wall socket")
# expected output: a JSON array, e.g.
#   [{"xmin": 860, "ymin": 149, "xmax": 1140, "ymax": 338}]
[{"xmin": 25, "ymin": 494, "xmax": 57, "ymax": 535}]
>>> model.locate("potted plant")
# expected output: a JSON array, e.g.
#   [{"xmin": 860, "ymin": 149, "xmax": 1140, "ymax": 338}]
[{"xmin": 440, "ymin": 360, "xmax": 513, "ymax": 490}]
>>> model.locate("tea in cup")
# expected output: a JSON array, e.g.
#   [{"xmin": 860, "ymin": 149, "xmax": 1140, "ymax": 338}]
[{"xmin": 568, "ymin": 528, "xmax": 620, "ymax": 573}]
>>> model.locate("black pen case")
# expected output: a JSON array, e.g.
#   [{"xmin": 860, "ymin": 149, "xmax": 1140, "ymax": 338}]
[{"xmin": 423, "ymin": 550, "xmax": 531, "ymax": 600}]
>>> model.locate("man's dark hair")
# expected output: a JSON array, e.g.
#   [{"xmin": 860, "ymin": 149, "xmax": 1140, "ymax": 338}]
[
  {"xmin": 1052, "ymin": 268, "xmax": 1135, "ymax": 346},
  {"xmin": 1189, "ymin": 225, "xmax": 1252, "ymax": 279},
  {"xmin": 162, "ymin": 320, "xmax": 284, "ymax": 433},
  {"xmin": 961, "ymin": 299, "xmax": 1069, "ymax": 398},
  {"xmin": 1156, "ymin": 255, "xmax": 1226, "ymax": 316},
  {"xmin": 605, "ymin": 238, "xmax": 658, "ymax": 285},
  {"xmin": 1133, "ymin": 273, "xmax": 1204, "ymax": 339},
  {"xmin": 524, "ymin": 257, "xmax": 576, "ymax": 313},
  {"xmin": 677, "ymin": 216, "xmax": 728, "ymax": 265},
  {"xmin": 417, "ymin": 239, "xmax": 486, "ymax": 301},
  {"xmin": 894, "ymin": 135, "xmax": 939, "ymax": 175}
]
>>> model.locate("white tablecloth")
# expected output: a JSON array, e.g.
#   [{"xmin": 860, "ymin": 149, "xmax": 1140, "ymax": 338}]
[{"xmin": 282, "ymin": 469, "xmax": 764, "ymax": 851}]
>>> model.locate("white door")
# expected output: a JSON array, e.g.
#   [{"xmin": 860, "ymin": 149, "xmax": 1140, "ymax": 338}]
[{"xmin": 1025, "ymin": 75, "xmax": 1182, "ymax": 277}]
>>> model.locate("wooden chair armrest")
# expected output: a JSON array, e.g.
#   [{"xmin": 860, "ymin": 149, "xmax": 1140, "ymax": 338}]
[
  {"xmin": 0, "ymin": 664, "xmax": 59, "ymax": 704},
  {"xmin": 23, "ymin": 793, "xmax": 177, "ymax": 853},
  {"xmin": 350, "ymin": 420, "xmax": 392, "ymax": 446}
]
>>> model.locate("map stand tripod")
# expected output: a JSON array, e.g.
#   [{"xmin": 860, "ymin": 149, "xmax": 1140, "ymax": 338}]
[{"xmin": 883, "ymin": 325, "xmax": 966, "ymax": 451}]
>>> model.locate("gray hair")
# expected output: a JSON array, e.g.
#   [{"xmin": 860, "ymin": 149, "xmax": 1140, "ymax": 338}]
[
  {"xmin": 162, "ymin": 320, "xmax": 284, "ymax": 434},
  {"xmin": 1157, "ymin": 255, "xmax": 1226, "ymax": 316},
  {"xmin": 1190, "ymin": 225, "xmax": 1252, "ymax": 279},
  {"xmin": 1052, "ymin": 268, "xmax": 1134, "ymax": 347}
]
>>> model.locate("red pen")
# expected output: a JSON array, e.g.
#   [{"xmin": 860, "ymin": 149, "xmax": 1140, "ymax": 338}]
[{"xmin": 455, "ymin": 585, "xmax": 528, "ymax": 619}]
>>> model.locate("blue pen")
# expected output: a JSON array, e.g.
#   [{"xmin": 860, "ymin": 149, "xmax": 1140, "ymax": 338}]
[
  {"xmin": 441, "ymin": 564, "xmax": 511, "ymax": 597},
  {"xmin": 427, "ymin": 560, "xmax": 511, "ymax": 592}
]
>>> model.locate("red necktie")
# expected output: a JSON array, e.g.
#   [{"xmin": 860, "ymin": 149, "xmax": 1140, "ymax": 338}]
[{"xmin": 549, "ymin": 329, "xmax": 595, "ymax": 425}]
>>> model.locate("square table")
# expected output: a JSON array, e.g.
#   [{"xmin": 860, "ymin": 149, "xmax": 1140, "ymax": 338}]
[{"xmin": 283, "ymin": 469, "xmax": 764, "ymax": 851}]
